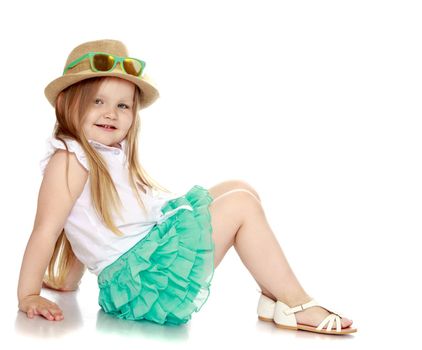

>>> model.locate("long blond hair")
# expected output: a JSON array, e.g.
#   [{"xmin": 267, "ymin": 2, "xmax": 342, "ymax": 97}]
[{"xmin": 43, "ymin": 76, "xmax": 171, "ymax": 289}]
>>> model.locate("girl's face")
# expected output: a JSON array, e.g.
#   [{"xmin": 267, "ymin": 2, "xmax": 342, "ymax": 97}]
[{"xmin": 82, "ymin": 77, "xmax": 135, "ymax": 148}]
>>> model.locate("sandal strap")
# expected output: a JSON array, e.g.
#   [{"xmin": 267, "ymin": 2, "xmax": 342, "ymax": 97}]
[
  {"xmin": 316, "ymin": 313, "xmax": 342, "ymax": 332},
  {"xmin": 283, "ymin": 299, "xmax": 319, "ymax": 315},
  {"xmin": 277, "ymin": 297, "xmax": 345, "ymax": 332}
]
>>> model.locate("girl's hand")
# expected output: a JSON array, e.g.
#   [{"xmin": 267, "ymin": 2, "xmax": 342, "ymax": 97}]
[{"xmin": 18, "ymin": 295, "xmax": 64, "ymax": 321}]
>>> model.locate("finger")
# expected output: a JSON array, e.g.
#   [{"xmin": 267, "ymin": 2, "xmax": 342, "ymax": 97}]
[
  {"xmin": 31, "ymin": 307, "xmax": 41, "ymax": 316},
  {"xmin": 48, "ymin": 307, "xmax": 63, "ymax": 320},
  {"xmin": 39, "ymin": 308, "xmax": 54, "ymax": 320},
  {"xmin": 54, "ymin": 314, "xmax": 64, "ymax": 320},
  {"xmin": 42, "ymin": 302, "xmax": 62, "ymax": 320},
  {"xmin": 51, "ymin": 309, "xmax": 63, "ymax": 316},
  {"xmin": 51, "ymin": 309, "xmax": 64, "ymax": 319},
  {"xmin": 28, "ymin": 307, "xmax": 40, "ymax": 318}
]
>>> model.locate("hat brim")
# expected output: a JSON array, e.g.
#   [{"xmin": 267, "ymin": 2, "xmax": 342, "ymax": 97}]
[{"xmin": 44, "ymin": 71, "xmax": 160, "ymax": 110}]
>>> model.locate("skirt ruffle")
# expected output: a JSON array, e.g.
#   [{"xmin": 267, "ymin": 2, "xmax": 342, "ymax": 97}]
[{"xmin": 97, "ymin": 185, "xmax": 215, "ymax": 325}]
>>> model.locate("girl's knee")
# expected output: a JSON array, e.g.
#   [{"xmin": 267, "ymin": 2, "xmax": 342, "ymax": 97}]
[{"xmin": 208, "ymin": 178, "xmax": 261, "ymax": 202}]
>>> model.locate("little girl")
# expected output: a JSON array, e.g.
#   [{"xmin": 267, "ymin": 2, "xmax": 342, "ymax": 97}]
[{"xmin": 17, "ymin": 39, "xmax": 356, "ymax": 335}]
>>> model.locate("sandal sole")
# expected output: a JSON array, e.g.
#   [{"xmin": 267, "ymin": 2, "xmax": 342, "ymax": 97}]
[{"xmin": 258, "ymin": 316, "xmax": 357, "ymax": 335}]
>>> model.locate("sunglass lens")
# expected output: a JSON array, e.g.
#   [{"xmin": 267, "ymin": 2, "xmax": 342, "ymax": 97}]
[
  {"xmin": 93, "ymin": 54, "xmax": 115, "ymax": 71},
  {"xmin": 123, "ymin": 58, "xmax": 143, "ymax": 76}
]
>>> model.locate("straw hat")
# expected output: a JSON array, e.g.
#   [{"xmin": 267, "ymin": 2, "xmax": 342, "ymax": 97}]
[{"xmin": 44, "ymin": 39, "xmax": 159, "ymax": 109}]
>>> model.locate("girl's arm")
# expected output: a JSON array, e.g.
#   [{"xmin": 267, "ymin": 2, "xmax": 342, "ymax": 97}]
[{"xmin": 17, "ymin": 149, "xmax": 88, "ymax": 308}]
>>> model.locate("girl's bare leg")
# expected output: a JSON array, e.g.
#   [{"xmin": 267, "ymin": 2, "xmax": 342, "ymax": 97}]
[
  {"xmin": 207, "ymin": 185, "xmax": 353, "ymax": 329},
  {"xmin": 206, "ymin": 180, "xmax": 281, "ymax": 301}
]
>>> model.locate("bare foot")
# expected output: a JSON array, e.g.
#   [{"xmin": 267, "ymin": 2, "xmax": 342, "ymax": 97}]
[
  {"xmin": 263, "ymin": 292, "xmax": 353, "ymax": 330},
  {"xmin": 294, "ymin": 303, "xmax": 353, "ymax": 330}
]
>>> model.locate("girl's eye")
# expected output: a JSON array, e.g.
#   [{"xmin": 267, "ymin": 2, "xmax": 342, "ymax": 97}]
[{"xmin": 94, "ymin": 99, "xmax": 130, "ymax": 110}]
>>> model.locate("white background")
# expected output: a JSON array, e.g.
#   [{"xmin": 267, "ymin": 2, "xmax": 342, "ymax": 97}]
[{"xmin": 2, "ymin": 0, "xmax": 421, "ymax": 348}]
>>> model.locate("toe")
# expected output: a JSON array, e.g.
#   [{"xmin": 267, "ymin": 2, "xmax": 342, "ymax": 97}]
[{"xmin": 341, "ymin": 317, "xmax": 353, "ymax": 328}]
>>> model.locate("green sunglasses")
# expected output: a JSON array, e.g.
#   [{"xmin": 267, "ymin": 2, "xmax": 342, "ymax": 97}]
[{"xmin": 62, "ymin": 52, "xmax": 146, "ymax": 77}]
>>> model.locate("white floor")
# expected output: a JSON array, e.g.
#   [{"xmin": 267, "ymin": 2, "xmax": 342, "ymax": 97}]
[{"xmin": 7, "ymin": 242, "xmax": 421, "ymax": 350}]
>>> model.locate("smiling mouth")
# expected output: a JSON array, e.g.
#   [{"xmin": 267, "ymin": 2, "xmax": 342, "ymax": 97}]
[{"xmin": 95, "ymin": 124, "xmax": 117, "ymax": 130}]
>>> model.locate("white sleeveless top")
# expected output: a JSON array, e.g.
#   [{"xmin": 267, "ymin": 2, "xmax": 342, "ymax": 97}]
[{"xmin": 39, "ymin": 136, "xmax": 193, "ymax": 276}]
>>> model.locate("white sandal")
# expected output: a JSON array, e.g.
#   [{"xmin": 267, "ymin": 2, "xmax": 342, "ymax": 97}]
[
  {"xmin": 257, "ymin": 293, "xmax": 357, "ymax": 335},
  {"xmin": 257, "ymin": 293, "xmax": 277, "ymax": 322}
]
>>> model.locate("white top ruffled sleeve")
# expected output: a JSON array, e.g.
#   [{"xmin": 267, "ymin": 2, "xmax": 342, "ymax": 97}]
[
  {"xmin": 39, "ymin": 137, "xmax": 89, "ymax": 176},
  {"xmin": 37, "ymin": 136, "xmax": 192, "ymax": 276}
]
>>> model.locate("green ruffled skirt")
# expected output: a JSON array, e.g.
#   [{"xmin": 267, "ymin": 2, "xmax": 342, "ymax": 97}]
[{"xmin": 97, "ymin": 185, "xmax": 215, "ymax": 325}]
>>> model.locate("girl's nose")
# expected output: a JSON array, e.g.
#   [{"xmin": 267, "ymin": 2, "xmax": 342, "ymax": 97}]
[{"xmin": 104, "ymin": 110, "xmax": 117, "ymax": 119}]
